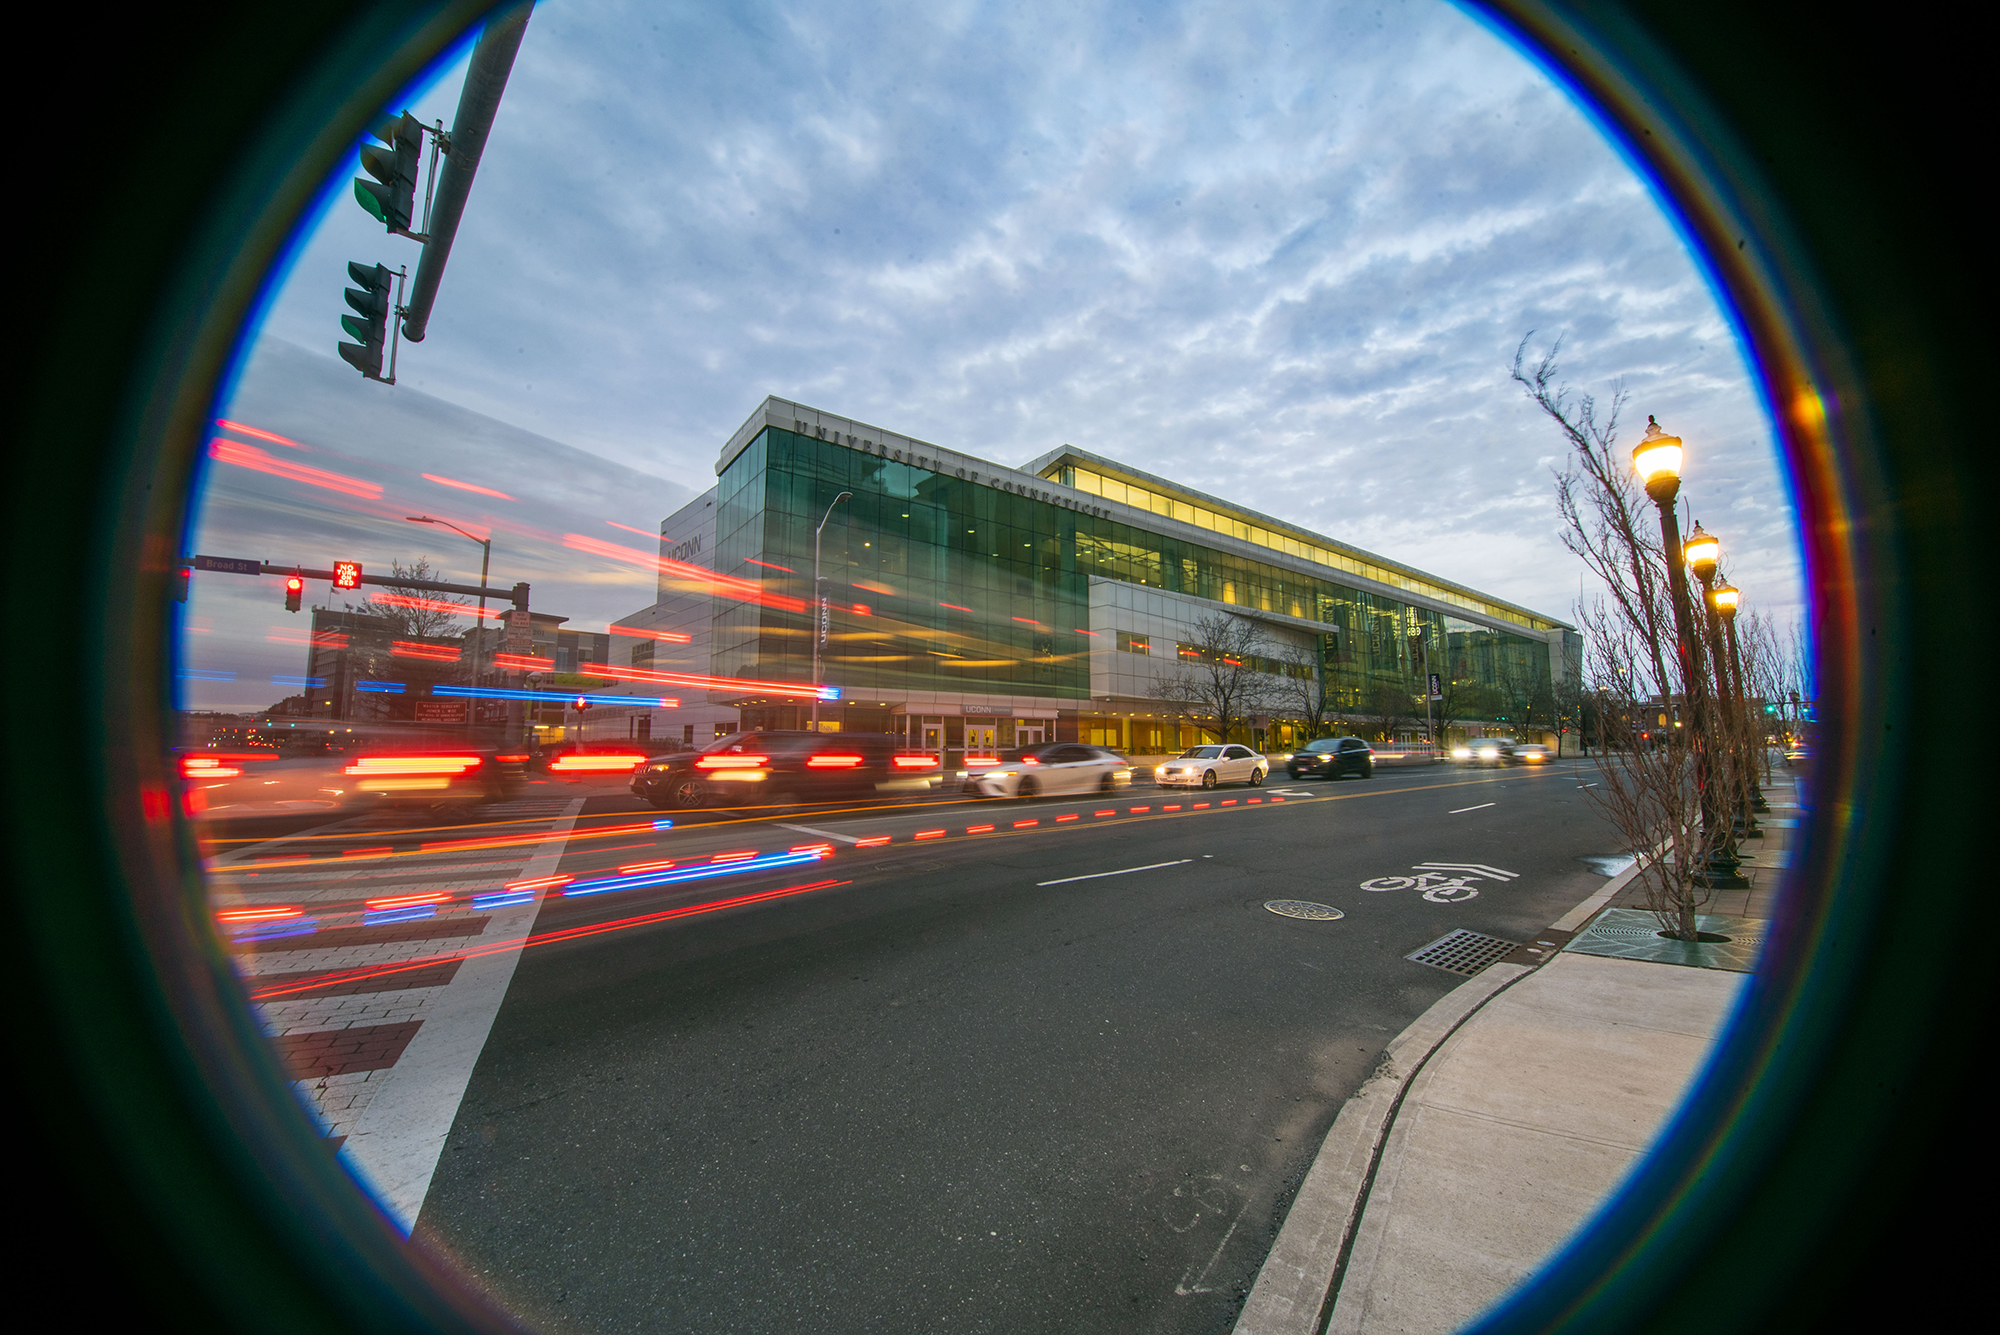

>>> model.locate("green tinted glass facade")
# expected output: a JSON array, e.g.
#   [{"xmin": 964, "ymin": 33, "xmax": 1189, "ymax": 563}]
[{"xmin": 714, "ymin": 427, "xmax": 1552, "ymax": 704}]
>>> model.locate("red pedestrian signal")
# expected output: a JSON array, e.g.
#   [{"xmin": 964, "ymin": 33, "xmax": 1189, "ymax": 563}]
[
  {"xmin": 573, "ymin": 696, "xmax": 591, "ymax": 711},
  {"xmin": 332, "ymin": 561, "xmax": 362, "ymax": 590},
  {"xmin": 284, "ymin": 576, "xmax": 304, "ymax": 614}
]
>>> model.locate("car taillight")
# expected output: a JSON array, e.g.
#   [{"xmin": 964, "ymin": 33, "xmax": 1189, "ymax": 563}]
[
  {"xmin": 806, "ymin": 754, "xmax": 865, "ymax": 768},
  {"xmin": 181, "ymin": 757, "xmax": 243, "ymax": 778},
  {"xmin": 342, "ymin": 756, "xmax": 482, "ymax": 776},
  {"xmin": 549, "ymin": 754, "xmax": 646, "ymax": 773},
  {"xmin": 892, "ymin": 755, "xmax": 939, "ymax": 769},
  {"xmin": 964, "ymin": 757, "xmax": 1000, "ymax": 767},
  {"xmin": 496, "ymin": 753, "xmax": 529, "ymax": 762},
  {"xmin": 697, "ymin": 755, "xmax": 768, "ymax": 769}
]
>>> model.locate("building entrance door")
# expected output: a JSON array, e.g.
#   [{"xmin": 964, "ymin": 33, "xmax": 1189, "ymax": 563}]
[
  {"xmin": 921, "ymin": 719, "xmax": 946, "ymax": 759},
  {"xmin": 965, "ymin": 723, "xmax": 997, "ymax": 755},
  {"xmin": 1016, "ymin": 721, "xmax": 1046, "ymax": 747}
]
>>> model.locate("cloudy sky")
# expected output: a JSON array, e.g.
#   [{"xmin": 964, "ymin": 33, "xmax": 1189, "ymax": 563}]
[{"xmin": 193, "ymin": 0, "xmax": 1801, "ymax": 708}]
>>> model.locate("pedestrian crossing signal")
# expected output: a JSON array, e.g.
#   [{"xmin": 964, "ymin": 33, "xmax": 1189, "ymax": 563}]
[{"xmin": 573, "ymin": 696, "xmax": 592, "ymax": 711}]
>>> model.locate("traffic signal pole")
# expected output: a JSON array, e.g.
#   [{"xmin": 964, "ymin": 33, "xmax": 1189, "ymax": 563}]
[
  {"xmin": 187, "ymin": 557, "xmax": 531, "ymax": 743},
  {"xmin": 400, "ymin": 3, "xmax": 532, "ymax": 343}
]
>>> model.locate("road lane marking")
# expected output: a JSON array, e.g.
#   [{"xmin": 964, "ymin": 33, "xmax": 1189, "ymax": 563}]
[
  {"xmin": 1413, "ymin": 861, "xmax": 1519, "ymax": 880},
  {"xmin": 1448, "ymin": 803, "xmax": 1495, "ymax": 814},
  {"xmin": 775, "ymin": 822, "xmax": 861, "ymax": 844},
  {"xmin": 1037, "ymin": 859, "xmax": 1193, "ymax": 886},
  {"xmin": 337, "ymin": 796, "xmax": 584, "ymax": 1235}
]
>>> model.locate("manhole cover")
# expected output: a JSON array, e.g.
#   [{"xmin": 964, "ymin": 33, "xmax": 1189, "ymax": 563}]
[
  {"xmin": 878, "ymin": 860, "xmax": 949, "ymax": 873},
  {"xmin": 1265, "ymin": 900, "xmax": 1345, "ymax": 921},
  {"xmin": 1406, "ymin": 929, "xmax": 1519, "ymax": 976}
]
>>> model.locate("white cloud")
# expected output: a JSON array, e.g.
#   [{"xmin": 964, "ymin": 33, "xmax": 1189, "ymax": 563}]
[{"xmin": 233, "ymin": 0, "xmax": 1801, "ymax": 648}]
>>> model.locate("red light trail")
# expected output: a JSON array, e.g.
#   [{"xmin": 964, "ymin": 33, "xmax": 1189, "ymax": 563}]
[
  {"xmin": 245, "ymin": 880, "xmax": 851, "ymax": 1000},
  {"xmin": 209, "ymin": 438, "xmax": 381, "ymax": 498},
  {"xmin": 422, "ymin": 473, "xmax": 515, "ymax": 500},
  {"xmin": 562, "ymin": 533, "xmax": 806, "ymax": 612},
  {"xmin": 215, "ymin": 419, "xmax": 307, "ymax": 449}
]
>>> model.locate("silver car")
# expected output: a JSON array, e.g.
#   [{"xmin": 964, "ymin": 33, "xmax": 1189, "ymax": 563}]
[
  {"xmin": 1450, "ymin": 736, "xmax": 1515, "ymax": 767},
  {"xmin": 968, "ymin": 744, "xmax": 1133, "ymax": 800},
  {"xmin": 1154, "ymin": 744, "xmax": 1269, "ymax": 790}
]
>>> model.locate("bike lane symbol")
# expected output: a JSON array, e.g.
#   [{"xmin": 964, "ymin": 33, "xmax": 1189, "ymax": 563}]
[{"xmin": 1359, "ymin": 871, "xmax": 1487, "ymax": 903}]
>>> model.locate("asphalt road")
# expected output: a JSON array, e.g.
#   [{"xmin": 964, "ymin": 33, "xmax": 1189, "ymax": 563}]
[{"xmin": 380, "ymin": 760, "xmax": 1625, "ymax": 1333}]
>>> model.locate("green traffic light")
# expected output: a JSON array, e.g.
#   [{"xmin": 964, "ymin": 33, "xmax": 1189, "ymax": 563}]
[{"xmin": 353, "ymin": 177, "xmax": 392, "ymax": 225}]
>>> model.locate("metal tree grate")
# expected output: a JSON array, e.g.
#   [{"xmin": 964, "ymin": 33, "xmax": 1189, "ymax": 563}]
[{"xmin": 1406, "ymin": 929, "xmax": 1520, "ymax": 976}]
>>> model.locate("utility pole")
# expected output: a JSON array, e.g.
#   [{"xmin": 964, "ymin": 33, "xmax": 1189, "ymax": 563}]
[{"xmin": 401, "ymin": 4, "xmax": 532, "ymax": 343}]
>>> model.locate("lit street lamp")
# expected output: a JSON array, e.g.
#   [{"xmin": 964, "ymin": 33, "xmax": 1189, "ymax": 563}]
[
  {"xmin": 1710, "ymin": 581, "xmax": 1771, "ymax": 816},
  {"xmin": 1685, "ymin": 526, "xmax": 1759, "ymax": 838},
  {"xmin": 810, "ymin": 491, "xmax": 852, "ymax": 733},
  {"xmin": 1631, "ymin": 418, "xmax": 1747, "ymax": 890}
]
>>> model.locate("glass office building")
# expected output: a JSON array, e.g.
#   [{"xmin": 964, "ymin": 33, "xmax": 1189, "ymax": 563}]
[{"xmin": 623, "ymin": 398, "xmax": 1575, "ymax": 756}]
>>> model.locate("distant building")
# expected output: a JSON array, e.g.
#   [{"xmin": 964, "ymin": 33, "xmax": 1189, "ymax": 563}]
[{"xmin": 597, "ymin": 397, "xmax": 1578, "ymax": 758}]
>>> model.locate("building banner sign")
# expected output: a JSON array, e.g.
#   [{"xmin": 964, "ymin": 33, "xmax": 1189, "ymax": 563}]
[{"xmin": 1429, "ymin": 672, "xmax": 1443, "ymax": 700}]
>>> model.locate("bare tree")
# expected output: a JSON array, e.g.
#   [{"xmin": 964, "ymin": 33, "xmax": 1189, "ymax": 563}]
[
  {"xmin": 349, "ymin": 557, "xmax": 471, "ymax": 640},
  {"xmin": 1580, "ymin": 598, "xmax": 1715, "ymax": 939},
  {"xmin": 341, "ymin": 557, "xmax": 475, "ymax": 712},
  {"xmin": 1358, "ymin": 681, "xmax": 1419, "ymax": 744},
  {"xmin": 1514, "ymin": 336, "xmax": 1674, "ymax": 702},
  {"xmin": 1552, "ymin": 675, "xmax": 1591, "ymax": 757},
  {"xmin": 1520, "ymin": 336, "xmax": 1739, "ymax": 941},
  {"xmin": 1148, "ymin": 613, "xmax": 1280, "ymax": 745},
  {"xmin": 1276, "ymin": 638, "xmax": 1333, "ymax": 739}
]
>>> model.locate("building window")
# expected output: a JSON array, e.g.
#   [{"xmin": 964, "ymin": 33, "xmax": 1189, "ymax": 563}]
[
  {"xmin": 683, "ymin": 724, "xmax": 695, "ymax": 744},
  {"xmin": 1117, "ymin": 630, "xmax": 1151, "ymax": 655},
  {"xmin": 1177, "ymin": 641, "xmax": 1204, "ymax": 661},
  {"xmin": 555, "ymin": 648, "xmax": 571, "ymax": 672},
  {"xmin": 631, "ymin": 640, "xmax": 655, "ymax": 668}
]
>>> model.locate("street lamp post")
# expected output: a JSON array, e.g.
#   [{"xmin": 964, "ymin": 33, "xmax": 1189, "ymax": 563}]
[
  {"xmin": 1710, "ymin": 581, "xmax": 1770, "ymax": 817},
  {"xmin": 810, "ymin": 491, "xmax": 852, "ymax": 733},
  {"xmin": 407, "ymin": 515, "xmax": 492, "ymax": 722},
  {"xmin": 1630, "ymin": 418, "xmax": 1748, "ymax": 891},
  {"xmin": 1685, "ymin": 525, "xmax": 1758, "ymax": 840}
]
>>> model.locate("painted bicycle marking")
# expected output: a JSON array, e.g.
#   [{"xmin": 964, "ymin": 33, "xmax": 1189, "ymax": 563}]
[{"xmin": 1360, "ymin": 862, "xmax": 1518, "ymax": 904}]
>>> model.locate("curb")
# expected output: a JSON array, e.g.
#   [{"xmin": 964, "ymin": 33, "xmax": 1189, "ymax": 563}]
[{"xmin": 1232, "ymin": 856, "xmax": 1650, "ymax": 1335}]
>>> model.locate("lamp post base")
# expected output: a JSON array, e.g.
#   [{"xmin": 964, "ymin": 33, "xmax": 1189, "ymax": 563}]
[{"xmin": 1694, "ymin": 850, "xmax": 1751, "ymax": 890}]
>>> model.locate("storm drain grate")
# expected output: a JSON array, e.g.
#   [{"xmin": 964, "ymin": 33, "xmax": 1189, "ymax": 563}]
[{"xmin": 1406, "ymin": 929, "xmax": 1520, "ymax": 976}]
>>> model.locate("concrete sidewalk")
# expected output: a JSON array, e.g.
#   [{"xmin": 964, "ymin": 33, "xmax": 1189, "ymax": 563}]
[{"xmin": 1238, "ymin": 775, "xmax": 1800, "ymax": 1335}]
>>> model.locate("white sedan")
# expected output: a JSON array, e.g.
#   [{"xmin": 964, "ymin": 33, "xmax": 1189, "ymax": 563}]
[
  {"xmin": 1155, "ymin": 744, "xmax": 1269, "ymax": 790},
  {"xmin": 966, "ymin": 744, "xmax": 1133, "ymax": 799}
]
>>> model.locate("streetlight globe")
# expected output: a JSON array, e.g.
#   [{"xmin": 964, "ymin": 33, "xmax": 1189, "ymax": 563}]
[
  {"xmin": 1631, "ymin": 415, "xmax": 1684, "ymax": 502},
  {"xmin": 1684, "ymin": 522, "xmax": 1721, "ymax": 580},
  {"xmin": 1711, "ymin": 582, "xmax": 1740, "ymax": 616}
]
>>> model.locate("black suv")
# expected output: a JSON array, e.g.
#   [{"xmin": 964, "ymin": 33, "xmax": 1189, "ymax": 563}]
[
  {"xmin": 1287, "ymin": 736, "xmax": 1375, "ymax": 780},
  {"xmin": 630, "ymin": 731, "xmax": 937, "ymax": 809}
]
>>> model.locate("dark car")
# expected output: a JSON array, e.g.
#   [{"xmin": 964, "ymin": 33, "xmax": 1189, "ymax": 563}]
[
  {"xmin": 1287, "ymin": 736, "xmax": 1375, "ymax": 781},
  {"xmin": 630, "ymin": 730, "xmax": 940, "ymax": 809}
]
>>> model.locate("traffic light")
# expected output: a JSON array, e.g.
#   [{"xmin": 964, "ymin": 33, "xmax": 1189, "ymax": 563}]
[
  {"xmin": 573, "ymin": 696, "xmax": 591, "ymax": 711},
  {"xmin": 354, "ymin": 112, "xmax": 422, "ymax": 235},
  {"xmin": 332, "ymin": 561, "xmax": 362, "ymax": 590},
  {"xmin": 284, "ymin": 576, "xmax": 304, "ymax": 614},
  {"xmin": 338, "ymin": 262, "xmax": 394, "ymax": 379}
]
